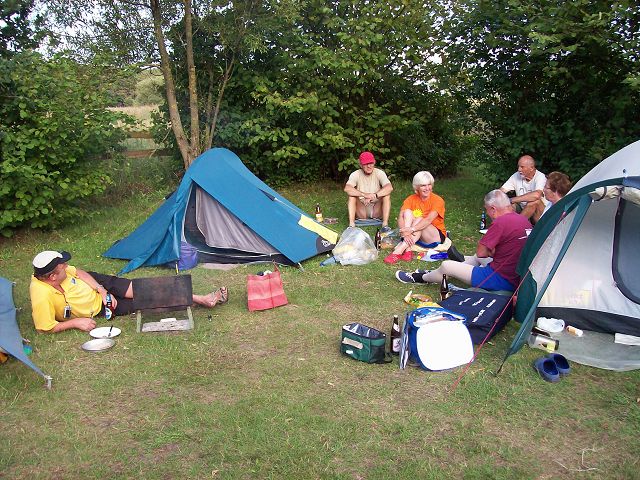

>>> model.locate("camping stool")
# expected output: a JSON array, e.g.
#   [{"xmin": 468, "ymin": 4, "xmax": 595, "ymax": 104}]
[{"xmin": 132, "ymin": 275, "xmax": 194, "ymax": 333}]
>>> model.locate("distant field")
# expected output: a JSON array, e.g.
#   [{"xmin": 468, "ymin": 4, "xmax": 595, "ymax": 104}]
[{"xmin": 110, "ymin": 104, "xmax": 159, "ymax": 129}]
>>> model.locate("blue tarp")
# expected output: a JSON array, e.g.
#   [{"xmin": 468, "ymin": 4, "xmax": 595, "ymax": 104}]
[{"xmin": 104, "ymin": 148, "xmax": 334, "ymax": 273}]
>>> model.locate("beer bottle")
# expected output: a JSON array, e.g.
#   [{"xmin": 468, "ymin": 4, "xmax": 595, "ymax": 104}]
[
  {"xmin": 440, "ymin": 274, "xmax": 450, "ymax": 302},
  {"xmin": 390, "ymin": 314, "xmax": 401, "ymax": 355},
  {"xmin": 374, "ymin": 228, "xmax": 382, "ymax": 250},
  {"xmin": 480, "ymin": 210, "xmax": 487, "ymax": 230},
  {"xmin": 315, "ymin": 203, "xmax": 323, "ymax": 223}
]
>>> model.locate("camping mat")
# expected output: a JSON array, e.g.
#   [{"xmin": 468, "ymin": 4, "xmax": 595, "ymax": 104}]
[{"xmin": 549, "ymin": 329, "xmax": 640, "ymax": 371}]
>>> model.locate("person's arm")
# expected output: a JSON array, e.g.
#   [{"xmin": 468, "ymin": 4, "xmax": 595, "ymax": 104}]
[
  {"xmin": 509, "ymin": 189, "xmax": 543, "ymax": 205},
  {"xmin": 476, "ymin": 242, "xmax": 494, "ymax": 258},
  {"xmin": 47, "ymin": 317, "xmax": 97, "ymax": 333},
  {"xmin": 375, "ymin": 182, "xmax": 393, "ymax": 198},
  {"xmin": 400, "ymin": 210, "xmax": 437, "ymax": 238},
  {"xmin": 344, "ymin": 183, "xmax": 365, "ymax": 197},
  {"xmin": 75, "ymin": 268, "xmax": 118, "ymax": 309},
  {"xmin": 500, "ymin": 174, "xmax": 516, "ymax": 194}
]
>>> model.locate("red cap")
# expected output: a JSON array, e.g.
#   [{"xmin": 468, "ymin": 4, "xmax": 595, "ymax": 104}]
[{"xmin": 359, "ymin": 151, "xmax": 375, "ymax": 166}]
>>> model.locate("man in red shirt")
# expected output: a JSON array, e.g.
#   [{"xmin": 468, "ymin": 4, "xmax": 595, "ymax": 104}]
[{"xmin": 395, "ymin": 190, "xmax": 531, "ymax": 291}]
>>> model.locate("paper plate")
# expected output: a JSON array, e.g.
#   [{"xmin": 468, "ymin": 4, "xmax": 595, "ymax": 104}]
[
  {"xmin": 536, "ymin": 317, "xmax": 565, "ymax": 333},
  {"xmin": 81, "ymin": 338, "xmax": 115, "ymax": 352},
  {"xmin": 416, "ymin": 321, "xmax": 474, "ymax": 371},
  {"xmin": 89, "ymin": 326, "xmax": 121, "ymax": 339}
]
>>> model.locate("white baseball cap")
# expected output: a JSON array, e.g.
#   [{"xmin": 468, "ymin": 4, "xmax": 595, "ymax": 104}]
[{"xmin": 33, "ymin": 250, "xmax": 71, "ymax": 275}]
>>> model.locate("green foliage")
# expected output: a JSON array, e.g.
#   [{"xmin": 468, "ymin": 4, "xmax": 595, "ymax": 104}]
[
  {"xmin": 440, "ymin": 0, "xmax": 640, "ymax": 181},
  {"xmin": 0, "ymin": 52, "xmax": 132, "ymax": 235},
  {"xmin": 0, "ymin": 0, "xmax": 46, "ymax": 58},
  {"xmin": 134, "ymin": 70, "xmax": 164, "ymax": 105},
  {"xmin": 157, "ymin": 0, "xmax": 464, "ymax": 184}
]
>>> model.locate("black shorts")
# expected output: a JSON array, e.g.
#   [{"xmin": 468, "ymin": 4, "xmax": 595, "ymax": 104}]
[{"xmin": 89, "ymin": 272, "xmax": 136, "ymax": 316}]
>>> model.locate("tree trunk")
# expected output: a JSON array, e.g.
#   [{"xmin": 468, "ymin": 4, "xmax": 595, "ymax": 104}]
[
  {"xmin": 150, "ymin": 0, "xmax": 192, "ymax": 168},
  {"xmin": 183, "ymin": 0, "xmax": 200, "ymax": 160},
  {"xmin": 206, "ymin": 56, "xmax": 234, "ymax": 150}
]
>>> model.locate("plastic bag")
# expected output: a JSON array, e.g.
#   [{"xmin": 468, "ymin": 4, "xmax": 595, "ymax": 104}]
[
  {"xmin": 380, "ymin": 228, "xmax": 400, "ymax": 250},
  {"xmin": 332, "ymin": 227, "xmax": 378, "ymax": 265}
]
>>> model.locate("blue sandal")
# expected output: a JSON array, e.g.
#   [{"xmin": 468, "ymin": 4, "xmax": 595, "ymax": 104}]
[
  {"xmin": 547, "ymin": 353, "xmax": 571, "ymax": 376},
  {"xmin": 533, "ymin": 357, "xmax": 560, "ymax": 383}
]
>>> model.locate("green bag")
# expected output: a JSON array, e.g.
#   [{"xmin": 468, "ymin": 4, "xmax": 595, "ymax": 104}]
[{"xmin": 341, "ymin": 322, "xmax": 392, "ymax": 364}]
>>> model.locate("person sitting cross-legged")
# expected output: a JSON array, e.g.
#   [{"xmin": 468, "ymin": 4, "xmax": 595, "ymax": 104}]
[
  {"xmin": 383, "ymin": 171, "xmax": 447, "ymax": 265},
  {"xmin": 30, "ymin": 250, "xmax": 228, "ymax": 333},
  {"xmin": 395, "ymin": 190, "xmax": 531, "ymax": 292}
]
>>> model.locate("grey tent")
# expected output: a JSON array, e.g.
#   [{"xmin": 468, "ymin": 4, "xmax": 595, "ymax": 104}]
[
  {"xmin": 503, "ymin": 140, "xmax": 640, "ymax": 371},
  {"xmin": 0, "ymin": 277, "xmax": 51, "ymax": 388}
]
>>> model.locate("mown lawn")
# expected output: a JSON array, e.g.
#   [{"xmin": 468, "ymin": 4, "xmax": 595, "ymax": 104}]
[{"xmin": 1, "ymin": 159, "xmax": 638, "ymax": 479}]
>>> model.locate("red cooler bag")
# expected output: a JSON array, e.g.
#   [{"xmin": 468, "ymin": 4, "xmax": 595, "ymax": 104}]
[{"xmin": 247, "ymin": 266, "xmax": 288, "ymax": 311}]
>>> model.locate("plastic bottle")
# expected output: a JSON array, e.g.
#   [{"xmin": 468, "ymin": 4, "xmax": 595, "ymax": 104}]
[
  {"xmin": 374, "ymin": 228, "xmax": 382, "ymax": 250},
  {"xmin": 320, "ymin": 255, "xmax": 338, "ymax": 267},
  {"xmin": 315, "ymin": 203, "xmax": 323, "ymax": 223},
  {"xmin": 527, "ymin": 333, "xmax": 559, "ymax": 352},
  {"xmin": 566, "ymin": 325, "xmax": 584, "ymax": 337},
  {"xmin": 390, "ymin": 315, "xmax": 401, "ymax": 355}
]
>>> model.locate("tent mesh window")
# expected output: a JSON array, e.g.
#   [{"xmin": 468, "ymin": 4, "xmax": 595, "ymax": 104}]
[{"xmin": 612, "ymin": 197, "xmax": 640, "ymax": 303}]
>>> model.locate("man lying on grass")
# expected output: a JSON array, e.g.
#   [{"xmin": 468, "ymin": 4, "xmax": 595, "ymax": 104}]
[{"xmin": 30, "ymin": 250, "xmax": 228, "ymax": 333}]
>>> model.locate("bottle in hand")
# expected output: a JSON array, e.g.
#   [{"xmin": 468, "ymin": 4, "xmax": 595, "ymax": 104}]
[
  {"xmin": 315, "ymin": 203, "xmax": 323, "ymax": 223},
  {"xmin": 440, "ymin": 274, "xmax": 450, "ymax": 302},
  {"xmin": 390, "ymin": 314, "xmax": 401, "ymax": 355}
]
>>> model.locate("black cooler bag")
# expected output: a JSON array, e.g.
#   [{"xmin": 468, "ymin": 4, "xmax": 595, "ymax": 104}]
[{"xmin": 439, "ymin": 290, "xmax": 513, "ymax": 344}]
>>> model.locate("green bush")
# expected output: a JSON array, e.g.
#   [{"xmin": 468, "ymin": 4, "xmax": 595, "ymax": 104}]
[{"xmin": 0, "ymin": 52, "xmax": 132, "ymax": 235}]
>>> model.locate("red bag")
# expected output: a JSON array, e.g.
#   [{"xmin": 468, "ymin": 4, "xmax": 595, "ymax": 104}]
[{"xmin": 247, "ymin": 266, "xmax": 288, "ymax": 312}]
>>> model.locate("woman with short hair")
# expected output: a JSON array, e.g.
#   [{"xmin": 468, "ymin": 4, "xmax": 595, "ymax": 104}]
[{"xmin": 383, "ymin": 171, "xmax": 447, "ymax": 264}]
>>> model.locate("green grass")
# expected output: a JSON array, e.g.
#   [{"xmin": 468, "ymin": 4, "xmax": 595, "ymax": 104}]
[{"xmin": 1, "ymin": 162, "xmax": 638, "ymax": 479}]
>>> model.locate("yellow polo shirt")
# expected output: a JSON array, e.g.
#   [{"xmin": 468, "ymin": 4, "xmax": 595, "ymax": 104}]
[{"xmin": 30, "ymin": 265, "xmax": 103, "ymax": 332}]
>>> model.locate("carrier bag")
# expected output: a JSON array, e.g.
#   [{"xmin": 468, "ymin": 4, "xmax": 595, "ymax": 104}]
[
  {"xmin": 438, "ymin": 290, "xmax": 513, "ymax": 344},
  {"xmin": 341, "ymin": 323, "xmax": 391, "ymax": 364},
  {"xmin": 405, "ymin": 307, "xmax": 473, "ymax": 371},
  {"xmin": 247, "ymin": 265, "xmax": 288, "ymax": 311}
]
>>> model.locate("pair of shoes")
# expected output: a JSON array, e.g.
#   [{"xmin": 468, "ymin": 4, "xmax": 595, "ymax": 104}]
[
  {"xmin": 533, "ymin": 353, "xmax": 570, "ymax": 382},
  {"xmin": 384, "ymin": 253, "xmax": 400, "ymax": 264},
  {"xmin": 400, "ymin": 250, "xmax": 413, "ymax": 261},
  {"xmin": 380, "ymin": 225, "xmax": 393, "ymax": 234},
  {"xmin": 395, "ymin": 270, "xmax": 429, "ymax": 284},
  {"xmin": 547, "ymin": 352, "xmax": 570, "ymax": 375},
  {"xmin": 533, "ymin": 357, "xmax": 560, "ymax": 382}
]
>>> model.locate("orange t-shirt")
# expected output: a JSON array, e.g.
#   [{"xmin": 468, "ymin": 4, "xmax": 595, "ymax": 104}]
[{"xmin": 400, "ymin": 193, "xmax": 446, "ymax": 236}]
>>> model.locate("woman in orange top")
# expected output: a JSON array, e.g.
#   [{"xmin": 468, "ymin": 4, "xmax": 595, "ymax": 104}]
[{"xmin": 384, "ymin": 171, "xmax": 446, "ymax": 264}]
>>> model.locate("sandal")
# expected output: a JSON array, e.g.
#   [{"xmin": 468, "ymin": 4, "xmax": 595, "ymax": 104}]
[{"xmin": 214, "ymin": 286, "xmax": 228, "ymax": 304}]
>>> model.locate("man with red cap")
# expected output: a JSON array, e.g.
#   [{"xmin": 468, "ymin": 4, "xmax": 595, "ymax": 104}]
[{"xmin": 344, "ymin": 151, "xmax": 393, "ymax": 231}]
